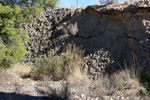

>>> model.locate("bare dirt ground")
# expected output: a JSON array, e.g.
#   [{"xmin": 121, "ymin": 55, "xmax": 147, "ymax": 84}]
[{"xmin": 0, "ymin": 64, "xmax": 149, "ymax": 100}]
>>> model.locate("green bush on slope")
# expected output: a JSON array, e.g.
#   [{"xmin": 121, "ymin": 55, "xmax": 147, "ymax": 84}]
[
  {"xmin": 0, "ymin": 0, "xmax": 59, "ymax": 69},
  {"xmin": 30, "ymin": 44, "xmax": 84, "ymax": 80},
  {"xmin": 0, "ymin": 4, "xmax": 29, "ymax": 69}
]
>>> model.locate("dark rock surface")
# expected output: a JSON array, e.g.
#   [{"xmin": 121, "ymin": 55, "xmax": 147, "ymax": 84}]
[{"xmin": 24, "ymin": 2, "xmax": 150, "ymax": 79}]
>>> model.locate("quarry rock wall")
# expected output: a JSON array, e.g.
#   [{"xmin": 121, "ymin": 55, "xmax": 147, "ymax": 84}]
[{"xmin": 24, "ymin": 2, "xmax": 150, "ymax": 79}]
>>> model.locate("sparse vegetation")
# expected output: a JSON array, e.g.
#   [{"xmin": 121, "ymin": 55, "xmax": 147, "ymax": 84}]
[
  {"xmin": 30, "ymin": 44, "xmax": 84, "ymax": 80},
  {"xmin": 36, "ymin": 82, "xmax": 71, "ymax": 100},
  {"xmin": 111, "ymin": 67, "xmax": 139, "ymax": 90},
  {"xmin": 0, "ymin": 50, "xmax": 150, "ymax": 100},
  {"xmin": 68, "ymin": 66, "xmax": 91, "ymax": 87},
  {"xmin": 94, "ymin": 54, "xmax": 150, "ymax": 99}
]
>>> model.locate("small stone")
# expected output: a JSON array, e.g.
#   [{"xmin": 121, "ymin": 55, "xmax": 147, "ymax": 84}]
[
  {"xmin": 86, "ymin": 97, "xmax": 91, "ymax": 100},
  {"xmin": 110, "ymin": 97, "xmax": 114, "ymax": 100},
  {"xmin": 73, "ymin": 95, "xmax": 80, "ymax": 99},
  {"xmin": 95, "ymin": 97, "xmax": 99, "ymax": 100},
  {"xmin": 81, "ymin": 94, "xmax": 86, "ymax": 98},
  {"xmin": 7, "ymin": 82, "xmax": 10, "ymax": 85},
  {"xmin": 31, "ymin": 82, "xmax": 34, "ymax": 86}
]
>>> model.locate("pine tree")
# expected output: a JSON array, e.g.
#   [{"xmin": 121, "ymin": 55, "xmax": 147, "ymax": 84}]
[
  {"xmin": 0, "ymin": 0, "xmax": 59, "ymax": 69},
  {"xmin": 0, "ymin": 4, "xmax": 28, "ymax": 68}
]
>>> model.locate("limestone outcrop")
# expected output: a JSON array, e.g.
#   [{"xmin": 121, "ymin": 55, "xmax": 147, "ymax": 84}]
[{"xmin": 24, "ymin": 1, "xmax": 150, "ymax": 79}]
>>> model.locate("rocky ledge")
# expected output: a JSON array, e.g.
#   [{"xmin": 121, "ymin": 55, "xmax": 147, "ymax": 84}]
[{"xmin": 24, "ymin": 1, "xmax": 150, "ymax": 79}]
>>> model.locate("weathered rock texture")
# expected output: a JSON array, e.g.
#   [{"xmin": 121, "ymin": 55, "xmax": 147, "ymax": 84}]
[{"xmin": 24, "ymin": 2, "xmax": 150, "ymax": 79}]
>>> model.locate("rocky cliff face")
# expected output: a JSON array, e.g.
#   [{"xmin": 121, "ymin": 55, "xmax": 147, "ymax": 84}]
[{"xmin": 24, "ymin": 2, "xmax": 150, "ymax": 79}]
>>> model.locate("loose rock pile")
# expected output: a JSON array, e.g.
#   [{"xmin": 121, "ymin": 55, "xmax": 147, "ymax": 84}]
[
  {"xmin": 82, "ymin": 49, "xmax": 114, "ymax": 79},
  {"xmin": 23, "ymin": 8, "xmax": 75, "ymax": 63}
]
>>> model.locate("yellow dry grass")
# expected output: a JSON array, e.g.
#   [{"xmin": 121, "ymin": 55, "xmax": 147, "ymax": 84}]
[
  {"xmin": 68, "ymin": 67, "xmax": 92, "ymax": 87},
  {"xmin": 6, "ymin": 63, "xmax": 32, "ymax": 75},
  {"xmin": 113, "ymin": 69, "xmax": 141, "ymax": 90}
]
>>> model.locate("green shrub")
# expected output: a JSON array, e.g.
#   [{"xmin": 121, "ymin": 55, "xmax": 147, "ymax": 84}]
[
  {"xmin": 30, "ymin": 44, "xmax": 84, "ymax": 80},
  {"xmin": 0, "ymin": 0, "xmax": 60, "ymax": 23},
  {"xmin": 0, "ymin": 4, "xmax": 29, "ymax": 69},
  {"xmin": 140, "ymin": 72, "xmax": 150, "ymax": 92},
  {"xmin": 30, "ymin": 51, "xmax": 64, "ymax": 80},
  {"xmin": 0, "ymin": 0, "xmax": 59, "ymax": 69},
  {"xmin": 0, "ymin": 0, "xmax": 59, "ymax": 10}
]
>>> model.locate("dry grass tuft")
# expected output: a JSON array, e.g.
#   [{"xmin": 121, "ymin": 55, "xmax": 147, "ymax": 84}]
[
  {"xmin": 68, "ymin": 67, "xmax": 91, "ymax": 87},
  {"xmin": 67, "ymin": 66, "xmax": 93, "ymax": 96},
  {"xmin": 11, "ymin": 63, "xmax": 31, "ymax": 73},
  {"xmin": 3, "ymin": 63, "xmax": 32, "ymax": 76},
  {"xmin": 113, "ymin": 69, "xmax": 140, "ymax": 90}
]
